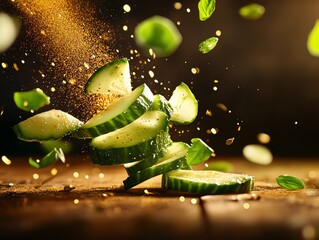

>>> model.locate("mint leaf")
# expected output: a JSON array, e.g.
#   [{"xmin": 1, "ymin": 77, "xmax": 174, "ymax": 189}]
[
  {"xmin": 198, "ymin": 0, "xmax": 216, "ymax": 21},
  {"xmin": 187, "ymin": 138, "xmax": 214, "ymax": 166},
  {"xmin": 29, "ymin": 148, "xmax": 65, "ymax": 169},
  {"xmin": 199, "ymin": 36, "xmax": 218, "ymax": 54},
  {"xmin": 276, "ymin": 175, "xmax": 305, "ymax": 190},
  {"xmin": 307, "ymin": 19, "xmax": 319, "ymax": 57}
]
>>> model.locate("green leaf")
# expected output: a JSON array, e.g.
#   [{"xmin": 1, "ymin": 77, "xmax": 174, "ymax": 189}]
[
  {"xmin": 276, "ymin": 175, "xmax": 305, "ymax": 190},
  {"xmin": 239, "ymin": 3, "xmax": 265, "ymax": 20},
  {"xmin": 14, "ymin": 88, "xmax": 50, "ymax": 112},
  {"xmin": 307, "ymin": 19, "xmax": 319, "ymax": 57},
  {"xmin": 29, "ymin": 148, "xmax": 65, "ymax": 169},
  {"xmin": 186, "ymin": 138, "xmax": 214, "ymax": 166},
  {"xmin": 199, "ymin": 36, "xmax": 218, "ymax": 54},
  {"xmin": 134, "ymin": 15, "xmax": 182, "ymax": 57},
  {"xmin": 198, "ymin": 0, "xmax": 216, "ymax": 21}
]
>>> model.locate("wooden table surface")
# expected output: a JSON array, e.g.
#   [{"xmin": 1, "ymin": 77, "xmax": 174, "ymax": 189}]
[{"xmin": 0, "ymin": 156, "xmax": 319, "ymax": 240}]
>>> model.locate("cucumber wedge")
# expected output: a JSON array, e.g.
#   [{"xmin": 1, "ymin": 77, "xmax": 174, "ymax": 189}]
[
  {"xmin": 162, "ymin": 170, "xmax": 254, "ymax": 195},
  {"xmin": 73, "ymin": 84, "xmax": 154, "ymax": 138},
  {"xmin": 123, "ymin": 142, "xmax": 191, "ymax": 190},
  {"xmin": 84, "ymin": 58, "xmax": 132, "ymax": 96},
  {"xmin": 125, "ymin": 141, "xmax": 190, "ymax": 176},
  {"xmin": 169, "ymin": 82, "xmax": 198, "ymax": 125},
  {"xmin": 90, "ymin": 110, "xmax": 171, "ymax": 165},
  {"xmin": 13, "ymin": 109, "xmax": 83, "ymax": 142},
  {"xmin": 149, "ymin": 94, "xmax": 174, "ymax": 118}
]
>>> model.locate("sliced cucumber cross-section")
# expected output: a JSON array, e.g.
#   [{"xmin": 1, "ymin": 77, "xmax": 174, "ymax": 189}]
[
  {"xmin": 123, "ymin": 142, "xmax": 191, "ymax": 190},
  {"xmin": 85, "ymin": 58, "xmax": 132, "ymax": 96},
  {"xmin": 90, "ymin": 110, "xmax": 171, "ymax": 165},
  {"xmin": 162, "ymin": 169, "xmax": 254, "ymax": 195},
  {"xmin": 125, "ymin": 141, "xmax": 190, "ymax": 176},
  {"xmin": 169, "ymin": 82, "xmax": 198, "ymax": 125},
  {"xmin": 13, "ymin": 109, "xmax": 83, "ymax": 142},
  {"xmin": 73, "ymin": 84, "xmax": 154, "ymax": 138}
]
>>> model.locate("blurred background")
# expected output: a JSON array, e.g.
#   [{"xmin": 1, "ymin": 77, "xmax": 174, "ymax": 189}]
[{"xmin": 0, "ymin": 0, "xmax": 319, "ymax": 158}]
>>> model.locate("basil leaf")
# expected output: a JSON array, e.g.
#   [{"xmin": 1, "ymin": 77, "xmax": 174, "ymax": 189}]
[
  {"xmin": 276, "ymin": 175, "xmax": 305, "ymax": 190},
  {"xmin": 307, "ymin": 19, "xmax": 319, "ymax": 57},
  {"xmin": 187, "ymin": 138, "xmax": 214, "ymax": 166},
  {"xmin": 239, "ymin": 3, "xmax": 265, "ymax": 20},
  {"xmin": 14, "ymin": 88, "xmax": 50, "ymax": 112},
  {"xmin": 29, "ymin": 148, "xmax": 65, "ymax": 169},
  {"xmin": 198, "ymin": 0, "xmax": 216, "ymax": 21},
  {"xmin": 199, "ymin": 36, "xmax": 218, "ymax": 54}
]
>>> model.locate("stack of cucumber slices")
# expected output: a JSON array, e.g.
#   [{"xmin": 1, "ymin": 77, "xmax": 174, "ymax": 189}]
[{"xmin": 12, "ymin": 58, "xmax": 254, "ymax": 195}]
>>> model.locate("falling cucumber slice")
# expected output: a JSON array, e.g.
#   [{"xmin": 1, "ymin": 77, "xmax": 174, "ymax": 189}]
[
  {"xmin": 134, "ymin": 15, "xmax": 182, "ymax": 57},
  {"xmin": 13, "ymin": 88, "xmax": 50, "ymax": 112},
  {"xmin": 162, "ymin": 170, "xmax": 254, "ymax": 195},
  {"xmin": 90, "ymin": 110, "xmax": 171, "ymax": 165},
  {"xmin": 123, "ymin": 143, "xmax": 191, "ymax": 190},
  {"xmin": 12, "ymin": 109, "xmax": 83, "ymax": 142},
  {"xmin": 169, "ymin": 82, "xmax": 198, "ymax": 125},
  {"xmin": 73, "ymin": 84, "xmax": 154, "ymax": 139},
  {"xmin": 239, "ymin": 3, "xmax": 265, "ymax": 20},
  {"xmin": 84, "ymin": 58, "xmax": 132, "ymax": 96},
  {"xmin": 124, "ymin": 141, "xmax": 190, "ymax": 176},
  {"xmin": 149, "ymin": 94, "xmax": 174, "ymax": 118}
]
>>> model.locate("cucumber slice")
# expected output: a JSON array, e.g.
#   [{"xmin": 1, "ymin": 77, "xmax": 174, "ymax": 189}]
[
  {"xmin": 73, "ymin": 84, "xmax": 154, "ymax": 138},
  {"xmin": 169, "ymin": 82, "xmax": 198, "ymax": 125},
  {"xmin": 149, "ymin": 94, "xmax": 174, "ymax": 118},
  {"xmin": 123, "ymin": 143, "xmax": 191, "ymax": 190},
  {"xmin": 13, "ymin": 109, "xmax": 83, "ymax": 142},
  {"xmin": 84, "ymin": 58, "xmax": 132, "ymax": 96},
  {"xmin": 90, "ymin": 110, "xmax": 171, "ymax": 165},
  {"xmin": 162, "ymin": 170, "xmax": 254, "ymax": 195},
  {"xmin": 125, "ymin": 141, "xmax": 189, "ymax": 176}
]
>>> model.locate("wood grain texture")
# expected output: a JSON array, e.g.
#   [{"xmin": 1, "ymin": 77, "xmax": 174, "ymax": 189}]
[{"xmin": 0, "ymin": 156, "xmax": 318, "ymax": 240}]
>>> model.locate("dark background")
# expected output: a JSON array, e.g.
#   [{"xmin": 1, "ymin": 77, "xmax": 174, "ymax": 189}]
[{"xmin": 1, "ymin": 0, "xmax": 319, "ymax": 158}]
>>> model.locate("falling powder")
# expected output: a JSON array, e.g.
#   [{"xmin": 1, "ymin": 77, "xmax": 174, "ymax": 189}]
[{"xmin": 14, "ymin": 0, "xmax": 118, "ymax": 121}]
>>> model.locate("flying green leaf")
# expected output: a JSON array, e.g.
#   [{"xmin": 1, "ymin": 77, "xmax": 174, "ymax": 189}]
[
  {"xmin": 199, "ymin": 36, "xmax": 218, "ymax": 54},
  {"xmin": 29, "ymin": 148, "xmax": 65, "ymax": 169},
  {"xmin": 239, "ymin": 3, "xmax": 265, "ymax": 20},
  {"xmin": 276, "ymin": 175, "xmax": 305, "ymax": 190},
  {"xmin": 198, "ymin": 0, "xmax": 216, "ymax": 21},
  {"xmin": 307, "ymin": 19, "xmax": 319, "ymax": 57},
  {"xmin": 134, "ymin": 15, "xmax": 182, "ymax": 57},
  {"xmin": 14, "ymin": 88, "xmax": 50, "ymax": 111},
  {"xmin": 186, "ymin": 138, "xmax": 214, "ymax": 166}
]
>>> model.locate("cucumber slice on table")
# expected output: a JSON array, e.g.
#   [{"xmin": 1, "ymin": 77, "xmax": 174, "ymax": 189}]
[
  {"xmin": 13, "ymin": 109, "xmax": 83, "ymax": 142},
  {"xmin": 125, "ymin": 141, "xmax": 190, "ymax": 176},
  {"xmin": 162, "ymin": 170, "xmax": 254, "ymax": 195},
  {"xmin": 123, "ymin": 142, "xmax": 191, "ymax": 190},
  {"xmin": 90, "ymin": 110, "xmax": 171, "ymax": 165},
  {"xmin": 169, "ymin": 82, "xmax": 198, "ymax": 125},
  {"xmin": 84, "ymin": 58, "xmax": 132, "ymax": 96},
  {"xmin": 73, "ymin": 84, "xmax": 154, "ymax": 138}
]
